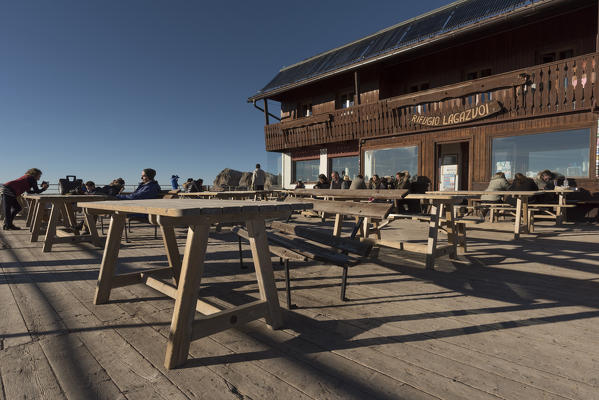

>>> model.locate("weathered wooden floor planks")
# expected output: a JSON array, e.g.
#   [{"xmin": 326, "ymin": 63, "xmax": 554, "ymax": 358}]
[{"xmin": 0, "ymin": 216, "xmax": 598, "ymax": 399}]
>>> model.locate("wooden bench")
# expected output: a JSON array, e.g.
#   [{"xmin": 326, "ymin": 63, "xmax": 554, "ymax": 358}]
[
  {"xmin": 233, "ymin": 220, "xmax": 374, "ymax": 308},
  {"xmin": 387, "ymin": 213, "xmax": 479, "ymax": 252}
]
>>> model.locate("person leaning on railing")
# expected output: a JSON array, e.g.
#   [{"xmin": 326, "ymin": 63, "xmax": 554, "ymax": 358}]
[{"xmin": 1, "ymin": 168, "xmax": 49, "ymax": 230}]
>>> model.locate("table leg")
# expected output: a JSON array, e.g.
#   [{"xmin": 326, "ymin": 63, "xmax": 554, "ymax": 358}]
[
  {"xmin": 521, "ymin": 198, "xmax": 530, "ymax": 234},
  {"xmin": 444, "ymin": 202, "xmax": 458, "ymax": 258},
  {"xmin": 83, "ymin": 211, "xmax": 101, "ymax": 246},
  {"xmin": 164, "ymin": 223, "xmax": 210, "ymax": 370},
  {"xmin": 333, "ymin": 213, "xmax": 342, "ymax": 237},
  {"xmin": 161, "ymin": 224, "xmax": 182, "ymax": 285},
  {"xmin": 25, "ymin": 198, "xmax": 36, "ymax": 227},
  {"xmin": 245, "ymin": 218, "xmax": 283, "ymax": 329},
  {"xmin": 30, "ymin": 200, "xmax": 45, "ymax": 241},
  {"xmin": 514, "ymin": 197, "xmax": 523, "ymax": 239},
  {"xmin": 62, "ymin": 201, "xmax": 79, "ymax": 234},
  {"xmin": 425, "ymin": 201, "xmax": 441, "ymax": 270},
  {"xmin": 94, "ymin": 214, "xmax": 126, "ymax": 305},
  {"xmin": 42, "ymin": 204, "xmax": 60, "ymax": 253},
  {"xmin": 556, "ymin": 193, "xmax": 564, "ymax": 225}
]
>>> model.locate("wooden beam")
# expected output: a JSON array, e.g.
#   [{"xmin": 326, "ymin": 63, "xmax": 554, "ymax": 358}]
[
  {"xmin": 354, "ymin": 70, "xmax": 360, "ymax": 106},
  {"xmin": 264, "ymin": 98, "xmax": 270, "ymax": 126}
]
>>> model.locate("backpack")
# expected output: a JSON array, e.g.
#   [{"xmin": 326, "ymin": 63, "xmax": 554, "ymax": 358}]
[{"xmin": 58, "ymin": 175, "xmax": 83, "ymax": 195}]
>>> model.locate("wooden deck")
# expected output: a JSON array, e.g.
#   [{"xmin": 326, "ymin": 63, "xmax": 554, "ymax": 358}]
[{"xmin": 1, "ymin": 215, "xmax": 598, "ymax": 399}]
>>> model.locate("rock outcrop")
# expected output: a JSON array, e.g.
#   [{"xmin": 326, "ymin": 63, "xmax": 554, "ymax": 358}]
[{"xmin": 213, "ymin": 168, "xmax": 279, "ymax": 189}]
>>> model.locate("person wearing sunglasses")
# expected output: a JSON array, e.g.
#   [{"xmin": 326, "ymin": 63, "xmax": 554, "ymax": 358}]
[{"xmin": 116, "ymin": 168, "xmax": 160, "ymax": 200}]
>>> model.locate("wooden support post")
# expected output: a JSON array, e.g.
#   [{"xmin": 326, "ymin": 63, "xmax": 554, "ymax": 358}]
[
  {"xmin": 245, "ymin": 218, "xmax": 283, "ymax": 329},
  {"xmin": 83, "ymin": 211, "xmax": 101, "ymax": 247},
  {"xmin": 164, "ymin": 223, "xmax": 210, "ymax": 369},
  {"xmin": 354, "ymin": 70, "xmax": 360, "ymax": 105},
  {"xmin": 94, "ymin": 214, "xmax": 126, "ymax": 305},
  {"xmin": 264, "ymin": 98, "xmax": 270, "ymax": 126}
]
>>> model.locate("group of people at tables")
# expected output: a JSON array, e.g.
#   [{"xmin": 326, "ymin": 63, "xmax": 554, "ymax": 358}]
[
  {"xmin": 1, "ymin": 168, "xmax": 163, "ymax": 231},
  {"xmin": 296, "ymin": 170, "xmax": 413, "ymax": 191},
  {"xmin": 480, "ymin": 169, "xmax": 571, "ymax": 204}
]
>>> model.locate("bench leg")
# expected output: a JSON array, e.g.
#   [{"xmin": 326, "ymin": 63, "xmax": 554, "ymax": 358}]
[
  {"xmin": 283, "ymin": 259, "xmax": 296, "ymax": 309},
  {"xmin": 238, "ymin": 237, "xmax": 247, "ymax": 269},
  {"xmin": 340, "ymin": 266, "xmax": 349, "ymax": 301}
]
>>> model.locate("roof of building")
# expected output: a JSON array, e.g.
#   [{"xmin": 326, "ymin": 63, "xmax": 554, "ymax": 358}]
[{"xmin": 249, "ymin": 0, "xmax": 551, "ymax": 101}]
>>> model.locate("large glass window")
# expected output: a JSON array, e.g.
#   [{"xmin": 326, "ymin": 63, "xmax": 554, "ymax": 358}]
[
  {"xmin": 266, "ymin": 152, "xmax": 282, "ymax": 188},
  {"xmin": 364, "ymin": 146, "xmax": 418, "ymax": 179},
  {"xmin": 294, "ymin": 159, "xmax": 320, "ymax": 182},
  {"xmin": 492, "ymin": 129, "xmax": 590, "ymax": 179},
  {"xmin": 330, "ymin": 156, "xmax": 359, "ymax": 179}
]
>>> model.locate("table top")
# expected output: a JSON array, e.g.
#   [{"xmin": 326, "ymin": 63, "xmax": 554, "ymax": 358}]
[
  {"xmin": 177, "ymin": 190, "xmax": 274, "ymax": 197},
  {"xmin": 426, "ymin": 190, "xmax": 545, "ymax": 196},
  {"xmin": 24, "ymin": 194, "xmax": 113, "ymax": 201},
  {"xmin": 79, "ymin": 199, "xmax": 312, "ymax": 218},
  {"xmin": 406, "ymin": 193, "xmax": 476, "ymax": 200},
  {"xmin": 292, "ymin": 189, "xmax": 409, "ymax": 200}
]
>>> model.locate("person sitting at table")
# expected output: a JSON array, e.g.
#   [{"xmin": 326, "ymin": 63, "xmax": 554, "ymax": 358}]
[
  {"xmin": 368, "ymin": 174, "xmax": 386, "ymax": 189},
  {"xmin": 1, "ymin": 168, "xmax": 49, "ymax": 230},
  {"xmin": 329, "ymin": 171, "xmax": 342, "ymax": 189},
  {"xmin": 188, "ymin": 178, "xmax": 203, "ymax": 193},
  {"xmin": 94, "ymin": 178, "xmax": 125, "ymax": 197},
  {"xmin": 294, "ymin": 180, "xmax": 305, "ymax": 189},
  {"xmin": 341, "ymin": 175, "xmax": 351, "ymax": 189},
  {"xmin": 84, "ymin": 181, "xmax": 98, "ymax": 194},
  {"xmin": 349, "ymin": 174, "xmax": 366, "ymax": 189},
  {"xmin": 117, "ymin": 169, "xmax": 160, "ymax": 200},
  {"xmin": 507, "ymin": 173, "xmax": 538, "ymax": 205},
  {"xmin": 313, "ymin": 174, "xmax": 329, "ymax": 189},
  {"xmin": 394, "ymin": 171, "xmax": 411, "ymax": 190},
  {"xmin": 481, "ymin": 172, "xmax": 509, "ymax": 202}
]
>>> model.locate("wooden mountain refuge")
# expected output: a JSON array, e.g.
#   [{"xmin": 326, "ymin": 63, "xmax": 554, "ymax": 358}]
[{"xmin": 249, "ymin": 0, "xmax": 599, "ymax": 193}]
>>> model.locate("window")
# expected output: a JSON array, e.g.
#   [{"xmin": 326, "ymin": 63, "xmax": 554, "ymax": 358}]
[
  {"xmin": 466, "ymin": 68, "xmax": 492, "ymax": 81},
  {"xmin": 539, "ymin": 49, "xmax": 574, "ymax": 64},
  {"xmin": 330, "ymin": 156, "xmax": 360, "ymax": 180},
  {"xmin": 266, "ymin": 152, "xmax": 282, "ymax": 188},
  {"xmin": 294, "ymin": 159, "xmax": 320, "ymax": 182},
  {"xmin": 300, "ymin": 103, "xmax": 312, "ymax": 117},
  {"xmin": 410, "ymin": 83, "xmax": 429, "ymax": 93},
  {"xmin": 491, "ymin": 128, "xmax": 590, "ymax": 180},
  {"xmin": 363, "ymin": 146, "xmax": 418, "ymax": 180},
  {"xmin": 337, "ymin": 91, "xmax": 355, "ymax": 109}
]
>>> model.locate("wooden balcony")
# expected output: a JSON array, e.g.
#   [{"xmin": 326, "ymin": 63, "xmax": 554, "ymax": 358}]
[{"xmin": 265, "ymin": 52, "xmax": 598, "ymax": 151}]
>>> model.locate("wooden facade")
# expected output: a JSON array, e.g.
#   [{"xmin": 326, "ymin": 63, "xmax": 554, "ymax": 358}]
[{"xmin": 252, "ymin": 0, "xmax": 599, "ymax": 191}]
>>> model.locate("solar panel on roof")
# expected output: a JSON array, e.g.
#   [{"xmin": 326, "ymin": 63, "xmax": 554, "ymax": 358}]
[{"xmin": 256, "ymin": 0, "xmax": 539, "ymax": 97}]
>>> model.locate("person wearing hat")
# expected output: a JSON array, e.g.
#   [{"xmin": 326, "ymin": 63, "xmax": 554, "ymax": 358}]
[{"xmin": 170, "ymin": 174, "xmax": 180, "ymax": 190}]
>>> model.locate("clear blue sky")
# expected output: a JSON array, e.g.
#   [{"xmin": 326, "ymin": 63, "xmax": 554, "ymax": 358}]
[{"xmin": 1, "ymin": 0, "xmax": 449, "ymax": 187}]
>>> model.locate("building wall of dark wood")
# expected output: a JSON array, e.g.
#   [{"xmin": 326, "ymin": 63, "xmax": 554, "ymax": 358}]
[{"xmin": 279, "ymin": 5, "xmax": 596, "ymax": 119}]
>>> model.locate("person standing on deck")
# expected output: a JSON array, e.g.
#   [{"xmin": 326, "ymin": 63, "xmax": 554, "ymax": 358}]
[
  {"xmin": 1, "ymin": 168, "xmax": 49, "ymax": 230},
  {"xmin": 251, "ymin": 163, "xmax": 266, "ymax": 190},
  {"xmin": 170, "ymin": 175, "xmax": 180, "ymax": 190},
  {"xmin": 117, "ymin": 169, "xmax": 160, "ymax": 200}
]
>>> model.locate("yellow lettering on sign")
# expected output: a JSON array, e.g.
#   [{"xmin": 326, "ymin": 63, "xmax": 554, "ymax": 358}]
[
  {"xmin": 411, "ymin": 115, "xmax": 418, "ymax": 123},
  {"xmin": 459, "ymin": 111, "xmax": 466, "ymax": 123},
  {"xmin": 465, "ymin": 108, "xmax": 472, "ymax": 121}
]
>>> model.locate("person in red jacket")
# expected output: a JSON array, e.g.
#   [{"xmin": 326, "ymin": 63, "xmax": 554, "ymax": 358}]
[{"xmin": 1, "ymin": 168, "xmax": 49, "ymax": 230}]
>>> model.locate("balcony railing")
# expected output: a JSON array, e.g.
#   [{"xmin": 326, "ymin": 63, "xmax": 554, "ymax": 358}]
[{"xmin": 265, "ymin": 52, "xmax": 598, "ymax": 151}]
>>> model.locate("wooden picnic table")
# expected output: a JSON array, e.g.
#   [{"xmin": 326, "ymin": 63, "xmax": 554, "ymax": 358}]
[
  {"xmin": 80, "ymin": 198, "xmax": 311, "ymax": 369},
  {"xmin": 287, "ymin": 190, "xmax": 469, "ymax": 269},
  {"xmin": 177, "ymin": 190, "xmax": 277, "ymax": 200},
  {"xmin": 426, "ymin": 190, "xmax": 547, "ymax": 239},
  {"xmin": 23, "ymin": 194, "xmax": 111, "ymax": 252}
]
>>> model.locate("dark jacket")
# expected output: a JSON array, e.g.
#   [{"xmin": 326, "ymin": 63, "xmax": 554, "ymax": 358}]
[
  {"xmin": 117, "ymin": 181, "xmax": 160, "ymax": 200},
  {"xmin": 329, "ymin": 178, "xmax": 342, "ymax": 189},
  {"xmin": 314, "ymin": 180, "xmax": 329, "ymax": 189},
  {"xmin": 188, "ymin": 180, "xmax": 203, "ymax": 193},
  {"xmin": 341, "ymin": 180, "xmax": 351, "ymax": 189},
  {"xmin": 96, "ymin": 184, "xmax": 124, "ymax": 197},
  {"xmin": 509, "ymin": 178, "xmax": 538, "ymax": 191}
]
